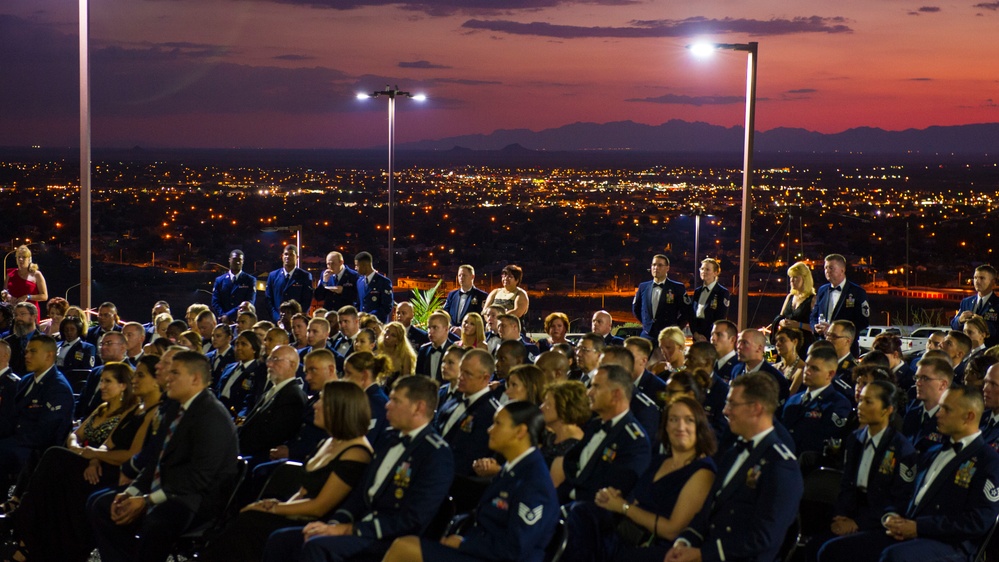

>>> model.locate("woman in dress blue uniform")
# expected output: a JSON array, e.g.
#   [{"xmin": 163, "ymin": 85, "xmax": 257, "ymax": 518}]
[{"xmin": 381, "ymin": 401, "xmax": 559, "ymax": 562}]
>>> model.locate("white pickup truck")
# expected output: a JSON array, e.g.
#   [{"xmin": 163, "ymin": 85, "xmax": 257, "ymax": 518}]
[
  {"xmin": 900, "ymin": 326, "xmax": 952, "ymax": 358},
  {"xmin": 857, "ymin": 325, "xmax": 902, "ymax": 353}
]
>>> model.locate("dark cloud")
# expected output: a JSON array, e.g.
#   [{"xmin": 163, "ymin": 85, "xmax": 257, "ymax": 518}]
[
  {"xmin": 974, "ymin": 1, "xmax": 999, "ymax": 9},
  {"xmin": 461, "ymin": 15, "xmax": 852, "ymax": 38},
  {"xmin": 399, "ymin": 60, "xmax": 452, "ymax": 69},
  {"xmin": 260, "ymin": 0, "xmax": 637, "ymax": 17},
  {"xmin": 918, "ymin": 6, "xmax": 942, "ymax": 11},
  {"xmin": 432, "ymin": 78, "xmax": 503, "ymax": 85},
  {"xmin": 909, "ymin": 77, "xmax": 933, "ymax": 81},
  {"xmin": 625, "ymin": 94, "xmax": 747, "ymax": 106},
  {"xmin": 787, "ymin": 88, "xmax": 817, "ymax": 94},
  {"xmin": 274, "ymin": 54, "xmax": 317, "ymax": 60}
]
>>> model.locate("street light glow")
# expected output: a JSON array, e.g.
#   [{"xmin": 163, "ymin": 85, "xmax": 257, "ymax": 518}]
[
  {"xmin": 688, "ymin": 42, "xmax": 716, "ymax": 57},
  {"xmin": 356, "ymin": 92, "xmax": 371, "ymax": 100},
  {"xmin": 412, "ymin": 93, "xmax": 427, "ymax": 102}
]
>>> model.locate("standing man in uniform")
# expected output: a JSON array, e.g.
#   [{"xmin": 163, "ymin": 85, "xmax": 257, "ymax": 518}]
[
  {"xmin": 952, "ymin": 264, "xmax": 999, "ymax": 347},
  {"xmin": 354, "ymin": 252, "xmax": 394, "ymax": 323},
  {"xmin": 633, "ymin": 254, "xmax": 690, "ymax": 343},
  {"xmin": 442, "ymin": 265, "xmax": 487, "ymax": 332},
  {"xmin": 265, "ymin": 245, "xmax": 313, "ymax": 323},
  {"xmin": 212, "ymin": 250, "xmax": 257, "ymax": 325},
  {"xmin": 811, "ymin": 254, "xmax": 870, "ymax": 357}
]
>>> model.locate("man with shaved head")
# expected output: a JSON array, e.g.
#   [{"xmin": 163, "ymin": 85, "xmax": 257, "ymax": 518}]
[
  {"xmin": 731, "ymin": 329, "xmax": 790, "ymax": 407},
  {"xmin": 536, "ymin": 350, "xmax": 570, "ymax": 384},
  {"xmin": 591, "ymin": 310, "xmax": 623, "ymax": 347}
]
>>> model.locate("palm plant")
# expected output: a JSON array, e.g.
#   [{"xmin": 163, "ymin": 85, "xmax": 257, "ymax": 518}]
[{"xmin": 410, "ymin": 279, "xmax": 444, "ymax": 328}]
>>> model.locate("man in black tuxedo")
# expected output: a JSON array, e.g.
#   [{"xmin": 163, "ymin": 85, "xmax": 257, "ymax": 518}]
[
  {"xmin": 810, "ymin": 253, "xmax": 870, "ymax": 357},
  {"xmin": 89, "ymin": 351, "xmax": 239, "ymax": 562},
  {"xmin": 238, "ymin": 344, "xmax": 308, "ymax": 461},
  {"xmin": 415, "ymin": 312, "xmax": 453, "ymax": 381},
  {"xmin": 315, "ymin": 251, "xmax": 360, "ymax": 313},
  {"xmin": 442, "ymin": 264, "xmax": 487, "ymax": 332}
]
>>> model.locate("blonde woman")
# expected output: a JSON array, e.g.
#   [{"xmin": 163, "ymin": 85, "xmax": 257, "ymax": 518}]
[
  {"xmin": 3, "ymin": 245, "xmax": 48, "ymax": 320},
  {"xmin": 460, "ymin": 312, "xmax": 488, "ymax": 350},
  {"xmin": 777, "ymin": 261, "xmax": 816, "ymax": 347},
  {"xmin": 377, "ymin": 321, "xmax": 417, "ymax": 379},
  {"xmin": 651, "ymin": 326, "xmax": 687, "ymax": 376}
]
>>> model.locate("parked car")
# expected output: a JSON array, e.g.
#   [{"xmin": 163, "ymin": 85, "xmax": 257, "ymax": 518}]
[
  {"xmin": 858, "ymin": 325, "xmax": 902, "ymax": 353},
  {"xmin": 900, "ymin": 326, "xmax": 952, "ymax": 358}
]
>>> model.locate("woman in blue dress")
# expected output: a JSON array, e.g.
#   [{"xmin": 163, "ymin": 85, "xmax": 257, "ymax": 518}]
[
  {"xmin": 381, "ymin": 401, "xmax": 559, "ymax": 562},
  {"xmin": 593, "ymin": 396, "xmax": 718, "ymax": 562}
]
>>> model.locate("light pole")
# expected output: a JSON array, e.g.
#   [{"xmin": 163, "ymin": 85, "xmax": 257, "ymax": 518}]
[
  {"xmin": 688, "ymin": 41, "xmax": 758, "ymax": 330},
  {"xmin": 357, "ymin": 85, "xmax": 426, "ymax": 280},
  {"xmin": 80, "ymin": 0, "xmax": 92, "ymax": 310},
  {"xmin": 261, "ymin": 226, "xmax": 302, "ymax": 266}
]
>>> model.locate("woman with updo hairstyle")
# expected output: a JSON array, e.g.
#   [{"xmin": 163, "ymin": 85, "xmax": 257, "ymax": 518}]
[
  {"xmin": 179, "ymin": 330, "xmax": 205, "ymax": 354},
  {"xmin": 581, "ymin": 396, "xmax": 716, "ymax": 561},
  {"xmin": 665, "ymin": 370, "xmax": 704, "ymax": 405},
  {"xmin": 651, "ymin": 326, "xmax": 686, "ymax": 377},
  {"xmin": 538, "ymin": 380, "xmax": 590, "ymax": 466},
  {"xmin": 2, "ymin": 245, "xmax": 47, "ymax": 320},
  {"xmin": 814, "ymin": 380, "xmax": 917, "ymax": 561},
  {"xmin": 774, "ymin": 326, "xmax": 805, "ymax": 394},
  {"xmin": 964, "ymin": 314, "xmax": 990, "ymax": 359},
  {"xmin": 776, "ymin": 261, "xmax": 816, "ymax": 347},
  {"xmin": 382, "ymin": 401, "xmax": 558, "ymax": 562},
  {"xmin": 41, "ymin": 296, "xmax": 69, "ymax": 337},
  {"xmin": 483, "ymin": 264, "xmax": 530, "ymax": 321},
  {"xmin": 344, "ymin": 350, "xmax": 396, "ymax": 390}
]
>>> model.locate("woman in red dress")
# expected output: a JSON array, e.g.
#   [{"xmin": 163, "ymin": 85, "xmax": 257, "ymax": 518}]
[{"xmin": 3, "ymin": 245, "xmax": 48, "ymax": 321}]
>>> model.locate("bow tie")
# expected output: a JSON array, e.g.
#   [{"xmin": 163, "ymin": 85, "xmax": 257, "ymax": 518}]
[
  {"xmin": 941, "ymin": 439, "xmax": 963, "ymax": 454},
  {"xmin": 864, "ymin": 438, "xmax": 875, "ymax": 451},
  {"xmin": 453, "ymin": 396, "xmax": 470, "ymax": 408},
  {"xmin": 430, "ymin": 347, "xmax": 444, "ymax": 354},
  {"xmin": 653, "ymin": 283, "xmax": 664, "ymax": 289},
  {"xmin": 599, "ymin": 420, "xmax": 614, "ymax": 433},
  {"xmin": 460, "ymin": 290, "xmax": 470, "ymax": 296},
  {"xmin": 830, "ymin": 286, "xmax": 843, "ymax": 292},
  {"xmin": 394, "ymin": 433, "xmax": 413, "ymax": 448},
  {"xmin": 736, "ymin": 439, "xmax": 754, "ymax": 454}
]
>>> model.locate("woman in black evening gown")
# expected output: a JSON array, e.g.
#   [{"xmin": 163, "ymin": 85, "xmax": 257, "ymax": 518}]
[{"xmin": 777, "ymin": 261, "xmax": 816, "ymax": 350}]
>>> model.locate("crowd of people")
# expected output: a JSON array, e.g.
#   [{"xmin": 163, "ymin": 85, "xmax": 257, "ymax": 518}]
[{"xmin": 1, "ymin": 244, "xmax": 999, "ymax": 562}]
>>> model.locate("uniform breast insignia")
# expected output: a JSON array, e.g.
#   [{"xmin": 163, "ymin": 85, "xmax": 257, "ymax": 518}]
[
  {"xmin": 845, "ymin": 295, "xmax": 855, "ymax": 309},
  {"xmin": 723, "ymin": 298, "xmax": 730, "ymax": 308},
  {"xmin": 460, "ymin": 415, "xmax": 474, "ymax": 433},
  {"xmin": 986, "ymin": 479, "xmax": 999, "ymax": 503},
  {"xmin": 710, "ymin": 297, "xmax": 718, "ymax": 310},
  {"xmin": 955, "ymin": 460, "xmax": 977, "ymax": 489},
  {"xmin": 74, "ymin": 351, "xmax": 84, "ymax": 361},
  {"xmin": 746, "ymin": 465, "xmax": 762, "ymax": 489},
  {"xmin": 601, "ymin": 445, "xmax": 617, "ymax": 463},
  {"xmin": 518, "ymin": 503, "xmax": 543, "ymax": 526},
  {"xmin": 46, "ymin": 401, "xmax": 62, "ymax": 411},
  {"xmin": 241, "ymin": 378, "xmax": 253, "ymax": 391},
  {"xmin": 878, "ymin": 451, "xmax": 897, "ymax": 475},
  {"xmin": 926, "ymin": 432, "xmax": 943, "ymax": 443},
  {"xmin": 666, "ymin": 292, "xmax": 675, "ymax": 304},
  {"xmin": 806, "ymin": 410, "xmax": 822, "ymax": 419},
  {"xmin": 491, "ymin": 497, "xmax": 510, "ymax": 511},
  {"xmin": 371, "ymin": 296, "xmax": 378, "ymax": 302},
  {"xmin": 471, "ymin": 298, "xmax": 479, "ymax": 305},
  {"xmin": 393, "ymin": 462, "xmax": 412, "ymax": 489}
]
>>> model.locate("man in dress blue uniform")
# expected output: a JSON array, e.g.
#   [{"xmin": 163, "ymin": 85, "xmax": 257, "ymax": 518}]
[
  {"xmin": 633, "ymin": 254, "xmax": 691, "ymax": 343},
  {"xmin": 0, "ymin": 335, "xmax": 74, "ymax": 482},
  {"xmin": 599, "ymin": 346, "xmax": 662, "ymax": 441},
  {"xmin": 952, "ymin": 264, "xmax": 999, "ymax": 348},
  {"xmin": 89, "ymin": 351, "xmax": 239, "ymax": 562},
  {"xmin": 730, "ymin": 329, "xmax": 790, "ymax": 407},
  {"xmin": 415, "ymin": 312, "xmax": 454, "ymax": 381},
  {"xmin": 211, "ymin": 249, "xmax": 257, "ymax": 324},
  {"xmin": 667, "ymin": 373, "xmax": 803, "ymax": 562},
  {"xmin": 331, "ymin": 306, "xmax": 360, "ymax": 367},
  {"xmin": 811, "ymin": 254, "xmax": 870, "ymax": 358},
  {"xmin": 781, "ymin": 346, "xmax": 853, "ymax": 456},
  {"xmin": 394, "ymin": 302, "xmax": 429, "ymax": 350},
  {"xmin": 262, "ymin": 375, "xmax": 453, "ymax": 562},
  {"xmin": 214, "ymin": 331, "xmax": 266, "ymax": 419},
  {"xmin": 943, "ymin": 330, "xmax": 973, "ymax": 382},
  {"xmin": 442, "ymin": 264, "xmax": 487, "ymax": 331},
  {"xmin": 265, "ymin": 245, "xmax": 314, "ymax": 323},
  {"xmin": 624, "ymin": 336, "xmax": 667, "ymax": 407},
  {"xmin": 86, "ymin": 302, "xmax": 124, "ymax": 352},
  {"xmin": 710, "ymin": 320, "xmax": 739, "ymax": 383},
  {"xmin": 591, "ymin": 310, "xmax": 624, "ymax": 347},
  {"xmin": 354, "ymin": 251, "xmax": 394, "ymax": 324},
  {"xmin": 902, "ymin": 356, "xmax": 953, "ymax": 454},
  {"xmin": 980, "ymin": 363, "xmax": 999, "ymax": 450},
  {"xmin": 826, "ymin": 320, "xmax": 861, "ymax": 403},
  {"xmin": 818, "ymin": 384, "xmax": 999, "ymax": 562},
  {"xmin": 205, "ymin": 324, "xmax": 235, "ymax": 384},
  {"xmin": 690, "ymin": 258, "xmax": 731, "ymax": 342},
  {"xmin": 314, "ymin": 251, "xmax": 359, "ymax": 314},
  {"xmin": 435, "ymin": 349, "xmax": 501, "ymax": 491},
  {"xmin": 553, "ymin": 364, "xmax": 651, "ymax": 504}
]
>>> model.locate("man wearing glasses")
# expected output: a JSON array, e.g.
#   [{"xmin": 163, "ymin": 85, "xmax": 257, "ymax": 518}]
[
  {"xmin": 902, "ymin": 356, "xmax": 953, "ymax": 454},
  {"xmin": 238, "ymin": 345, "xmax": 307, "ymax": 462},
  {"xmin": 825, "ymin": 320, "xmax": 860, "ymax": 404},
  {"xmin": 574, "ymin": 333, "xmax": 605, "ymax": 388},
  {"xmin": 668, "ymin": 372, "xmax": 802, "ymax": 562}
]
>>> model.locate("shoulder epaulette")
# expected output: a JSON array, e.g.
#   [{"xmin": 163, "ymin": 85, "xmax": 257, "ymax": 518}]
[
  {"xmin": 488, "ymin": 397, "xmax": 502, "ymax": 410},
  {"xmin": 624, "ymin": 421, "xmax": 646, "ymax": 441},
  {"xmin": 772, "ymin": 442, "xmax": 797, "ymax": 461},
  {"xmin": 635, "ymin": 392, "xmax": 657, "ymax": 408},
  {"xmin": 425, "ymin": 433, "xmax": 447, "ymax": 449}
]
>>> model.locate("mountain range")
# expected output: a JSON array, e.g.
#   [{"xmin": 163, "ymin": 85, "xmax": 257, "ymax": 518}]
[{"xmin": 398, "ymin": 119, "xmax": 999, "ymax": 156}]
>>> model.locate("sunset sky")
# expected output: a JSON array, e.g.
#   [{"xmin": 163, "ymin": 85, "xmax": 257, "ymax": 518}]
[{"xmin": 3, "ymin": 0, "xmax": 999, "ymax": 148}]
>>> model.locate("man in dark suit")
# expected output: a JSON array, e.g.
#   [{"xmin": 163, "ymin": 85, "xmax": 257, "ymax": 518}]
[
  {"xmin": 668, "ymin": 373, "xmax": 802, "ymax": 562},
  {"xmin": 710, "ymin": 320, "xmax": 739, "ymax": 383},
  {"xmin": 89, "ymin": 351, "xmax": 239, "ymax": 562},
  {"xmin": 0, "ymin": 335, "xmax": 74, "ymax": 481},
  {"xmin": 354, "ymin": 251, "xmax": 394, "ymax": 323},
  {"xmin": 265, "ymin": 245, "xmax": 314, "ymax": 323},
  {"xmin": 3, "ymin": 302, "xmax": 39, "ymax": 376},
  {"xmin": 632, "ymin": 254, "xmax": 690, "ymax": 342},
  {"xmin": 554, "ymin": 364, "xmax": 651, "ymax": 504},
  {"xmin": 262, "ymin": 376, "xmax": 453, "ymax": 562},
  {"xmin": 211, "ymin": 249, "xmax": 258, "ymax": 324},
  {"xmin": 442, "ymin": 264, "xmax": 488, "ymax": 331},
  {"xmin": 315, "ymin": 251, "xmax": 360, "ymax": 313},
  {"xmin": 690, "ymin": 258, "xmax": 731, "ymax": 342},
  {"xmin": 781, "ymin": 346, "xmax": 853, "ymax": 456},
  {"xmin": 395, "ymin": 302, "xmax": 429, "ymax": 349},
  {"xmin": 269, "ymin": 348, "xmax": 339, "ymax": 464},
  {"xmin": 591, "ymin": 310, "xmax": 624, "ymax": 347},
  {"xmin": 810, "ymin": 253, "xmax": 871, "ymax": 357},
  {"xmin": 238, "ymin": 345, "xmax": 308, "ymax": 461},
  {"xmin": 415, "ymin": 312, "xmax": 453, "ymax": 381},
  {"xmin": 817, "ymin": 384, "xmax": 999, "ymax": 562},
  {"xmin": 952, "ymin": 264, "xmax": 999, "ymax": 347},
  {"xmin": 0, "ymin": 342, "xmax": 18, "ymax": 433},
  {"xmin": 730, "ymin": 329, "xmax": 791, "ymax": 407},
  {"xmin": 434, "ymin": 349, "xmax": 501, "ymax": 478}
]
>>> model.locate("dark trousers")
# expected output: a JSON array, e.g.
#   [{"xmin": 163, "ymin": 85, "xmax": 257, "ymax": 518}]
[
  {"xmin": 88, "ymin": 488, "xmax": 197, "ymax": 562},
  {"xmin": 262, "ymin": 526, "xmax": 390, "ymax": 562},
  {"xmin": 818, "ymin": 530, "xmax": 968, "ymax": 562}
]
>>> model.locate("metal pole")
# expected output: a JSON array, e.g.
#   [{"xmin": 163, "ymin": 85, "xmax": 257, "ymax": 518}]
[
  {"xmin": 79, "ymin": 0, "xmax": 92, "ymax": 309},
  {"xmin": 737, "ymin": 42, "xmax": 758, "ymax": 331},
  {"xmin": 296, "ymin": 229, "xmax": 301, "ymax": 267},
  {"xmin": 387, "ymin": 94, "xmax": 395, "ymax": 280},
  {"xmin": 694, "ymin": 213, "xmax": 701, "ymax": 286}
]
